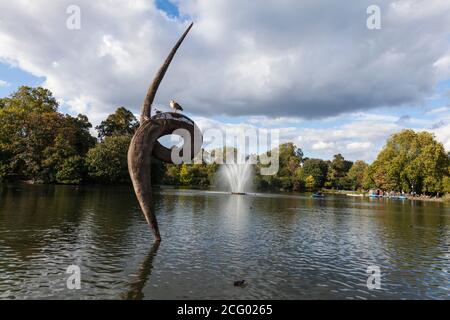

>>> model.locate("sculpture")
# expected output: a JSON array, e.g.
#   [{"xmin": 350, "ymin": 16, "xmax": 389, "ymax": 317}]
[{"xmin": 128, "ymin": 23, "xmax": 202, "ymax": 241}]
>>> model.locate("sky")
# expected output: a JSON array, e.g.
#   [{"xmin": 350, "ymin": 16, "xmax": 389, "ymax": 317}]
[{"xmin": 0, "ymin": 0, "xmax": 449, "ymax": 162}]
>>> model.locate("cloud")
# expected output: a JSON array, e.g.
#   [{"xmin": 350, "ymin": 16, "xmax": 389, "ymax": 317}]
[
  {"xmin": 346, "ymin": 142, "xmax": 372, "ymax": 151},
  {"xmin": 0, "ymin": 0, "xmax": 449, "ymax": 123},
  {"xmin": 1, "ymin": 1, "xmax": 449, "ymax": 161},
  {"xmin": 248, "ymin": 115, "xmax": 304, "ymax": 127},
  {"xmin": 395, "ymin": 114, "xmax": 411, "ymax": 125},
  {"xmin": 431, "ymin": 124, "xmax": 450, "ymax": 151},
  {"xmin": 192, "ymin": 110, "xmax": 450, "ymax": 162},
  {"xmin": 312, "ymin": 141, "xmax": 335, "ymax": 151},
  {"xmin": 426, "ymin": 106, "xmax": 450, "ymax": 115},
  {"xmin": 0, "ymin": 80, "xmax": 10, "ymax": 87},
  {"xmin": 430, "ymin": 120, "xmax": 446, "ymax": 130}
]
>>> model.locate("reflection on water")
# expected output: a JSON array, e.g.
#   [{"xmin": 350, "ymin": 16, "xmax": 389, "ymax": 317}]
[
  {"xmin": 0, "ymin": 184, "xmax": 449, "ymax": 299},
  {"xmin": 122, "ymin": 241, "xmax": 160, "ymax": 300}
]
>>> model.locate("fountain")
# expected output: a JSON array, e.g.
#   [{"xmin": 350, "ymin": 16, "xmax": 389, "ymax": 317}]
[{"xmin": 219, "ymin": 163, "xmax": 253, "ymax": 195}]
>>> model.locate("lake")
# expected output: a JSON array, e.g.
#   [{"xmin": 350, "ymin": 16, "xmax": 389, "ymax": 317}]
[{"xmin": 0, "ymin": 184, "xmax": 449, "ymax": 299}]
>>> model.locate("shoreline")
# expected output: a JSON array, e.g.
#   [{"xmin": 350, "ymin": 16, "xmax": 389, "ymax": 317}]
[
  {"xmin": 2, "ymin": 182, "xmax": 448, "ymax": 203},
  {"xmin": 322, "ymin": 189, "xmax": 446, "ymax": 203}
]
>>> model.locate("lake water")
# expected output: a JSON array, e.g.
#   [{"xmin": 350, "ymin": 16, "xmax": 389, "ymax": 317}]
[{"xmin": 0, "ymin": 184, "xmax": 449, "ymax": 300}]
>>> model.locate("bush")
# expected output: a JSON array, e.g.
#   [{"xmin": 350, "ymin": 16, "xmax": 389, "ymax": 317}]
[
  {"xmin": 0, "ymin": 162, "xmax": 8, "ymax": 181},
  {"xmin": 56, "ymin": 156, "xmax": 86, "ymax": 184},
  {"xmin": 86, "ymin": 135, "xmax": 131, "ymax": 184}
]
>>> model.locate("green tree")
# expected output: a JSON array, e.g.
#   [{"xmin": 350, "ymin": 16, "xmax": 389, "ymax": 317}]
[
  {"xmin": 304, "ymin": 175, "xmax": 316, "ymax": 191},
  {"xmin": 96, "ymin": 107, "xmax": 139, "ymax": 140},
  {"xmin": 0, "ymin": 87, "xmax": 94, "ymax": 183},
  {"xmin": 366, "ymin": 130, "xmax": 449, "ymax": 194},
  {"xmin": 56, "ymin": 156, "xmax": 86, "ymax": 184},
  {"xmin": 299, "ymin": 158, "xmax": 329, "ymax": 188},
  {"xmin": 0, "ymin": 162, "xmax": 7, "ymax": 181},
  {"xmin": 2, "ymin": 86, "xmax": 58, "ymax": 113},
  {"xmin": 443, "ymin": 176, "xmax": 450, "ymax": 194},
  {"xmin": 86, "ymin": 135, "xmax": 131, "ymax": 184},
  {"xmin": 163, "ymin": 164, "xmax": 180, "ymax": 185},
  {"xmin": 258, "ymin": 143, "xmax": 302, "ymax": 190},
  {"xmin": 347, "ymin": 160, "xmax": 369, "ymax": 190},
  {"xmin": 179, "ymin": 163, "xmax": 193, "ymax": 185},
  {"xmin": 278, "ymin": 143, "xmax": 302, "ymax": 177},
  {"xmin": 327, "ymin": 154, "xmax": 353, "ymax": 189}
]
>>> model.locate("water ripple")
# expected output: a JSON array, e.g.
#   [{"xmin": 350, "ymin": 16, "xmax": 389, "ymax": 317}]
[{"xmin": 0, "ymin": 185, "xmax": 449, "ymax": 299}]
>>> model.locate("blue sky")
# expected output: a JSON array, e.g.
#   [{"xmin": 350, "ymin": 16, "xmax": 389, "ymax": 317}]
[
  {"xmin": 155, "ymin": 0, "xmax": 179, "ymax": 18},
  {"xmin": 1, "ymin": 0, "xmax": 449, "ymax": 162},
  {"xmin": 0, "ymin": 63, "xmax": 45, "ymax": 97}
]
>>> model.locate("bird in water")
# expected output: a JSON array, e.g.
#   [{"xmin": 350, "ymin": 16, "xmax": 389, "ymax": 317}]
[
  {"xmin": 170, "ymin": 100, "xmax": 183, "ymax": 113},
  {"xmin": 233, "ymin": 280, "xmax": 246, "ymax": 288}
]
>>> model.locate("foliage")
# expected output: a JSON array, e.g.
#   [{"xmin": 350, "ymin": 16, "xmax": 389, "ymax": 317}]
[
  {"xmin": 0, "ymin": 86, "xmax": 95, "ymax": 183},
  {"xmin": 2, "ymin": 86, "xmax": 58, "ymax": 113},
  {"xmin": 346, "ymin": 160, "xmax": 369, "ymax": 190},
  {"xmin": 365, "ymin": 130, "xmax": 449, "ymax": 194},
  {"xmin": 443, "ymin": 176, "xmax": 450, "ymax": 194},
  {"xmin": 96, "ymin": 107, "xmax": 139, "ymax": 140},
  {"xmin": 304, "ymin": 175, "xmax": 316, "ymax": 190},
  {"xmin": 86, "ymin": 135, "xmax": 131, "ymax": 184},
  {"xmin": 297, "ymin": 158, "xmax": 329, "ymax": 188},
  {"xmin": 179, "ymin": 163, "xmax": 193, "ymax": 185},
  {"xmin": 56, "ymin": 156, "xmax": 86, "ymax": 184},
  {"xmin": 256, "ymin": 143, "xmax": 303, "ymax": 191},
  {"xmin": 1, "ymin": 87, "xmax": 448, "ymax": 195},
  {"xmin": 326, "ymin": 154, "xmax": 353, "ymax": 189}
]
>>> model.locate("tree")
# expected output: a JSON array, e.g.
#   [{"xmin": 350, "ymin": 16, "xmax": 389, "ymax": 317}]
[
  {"xmin": 305, "ymin": 175, "xmax": 316, "ymax": 191},
  {"xmin": 366, "ymin": 130, "xmax": 449, "ymax": 194},
  {"xmin": 279, "ymin": 143, "xmax": 302, "ymax": 176},
  {"xmin": 41, "ymin": 115, "xmax": 95, "ymax": 182},
  {"xmin": 163, "ymin": 164, "xmax": 180, "ymax": 185},
  {"xmin": 443, "ymin": 176, "xmax": 450, "ymax": 194},
  {"xmin": 66, "ymin": 114, "xmax": 97, "ymax": 155},
  {"xmin": 327, "ymin": 154, "xmax": 353, "ymax": 189},
  {"xmin": 259, "ymin": 142, "xmax": 303, "ymax": 190},
  {"xmin": 86, "ymin": 135, "xmax": 131, "ymax": 184},
  {"xmin": 347, "ymin": 160, "xmax": 369, "ymax": 190},
  {"xmin": 299, "ymin": 158, "xmax": 329, "ymax": 188},
  {"xmin": 0, "ymin": 87, "xmax": 95, "ymax": 183},
  {"xmin": 179, "ymin": 163, "xmax": 193, "ymax": 185},
  {"xmin": 56, "ymin": 156, "xmax": 86, "ymax": 184},
  {"xmin": 96, "ymin": 107, "xmax": 139, "ymax": 140},
  {"xmin": 2, "ymin": 86, "xmax": 58, "ymax": 113}
]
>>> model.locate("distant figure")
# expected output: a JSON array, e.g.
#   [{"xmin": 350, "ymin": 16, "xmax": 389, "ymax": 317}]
[{"xmin": 170, "ymin": 100, "xmax": 183, "ymax": 113}]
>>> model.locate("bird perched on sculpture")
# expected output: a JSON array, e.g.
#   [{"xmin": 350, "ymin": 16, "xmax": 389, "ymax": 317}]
[{"xmin": 170, "ymin": 100, "xmax": 183, "ymax": 113}]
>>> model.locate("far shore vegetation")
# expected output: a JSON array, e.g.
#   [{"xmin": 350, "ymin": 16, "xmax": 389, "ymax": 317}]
[{"xmin": 1, "ymin": 86, "xmax": 449, "ymax": 199}]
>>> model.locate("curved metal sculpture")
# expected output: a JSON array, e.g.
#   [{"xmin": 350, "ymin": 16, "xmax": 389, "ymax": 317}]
[{"xmin": 128, "ymin": 23, "xmax": 202, "ymax": 241}]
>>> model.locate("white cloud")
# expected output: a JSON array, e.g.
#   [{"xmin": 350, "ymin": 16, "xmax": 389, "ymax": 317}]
[
  {"xmin": 193, "ymin": 111, "xmax": 450, "ymax": 162},
  {"xmin": 0, "ymin": 80, "xmax": 10, "ymax": 87},
  {"xmin": 312, "ymin": 141, "xmax": 335, "ymax": 151},
  {"xmin": 346, "ymin": 142, "xmax": 372, "ymax": 151},
  {"xmin": 426, "ymin": 106, "xmax": 450, "ymax": 115},
  {"xmin": 0, "ymin": 0, "xmax": 449, "ymax": 162},
  {"xmin": 248, "ymin": 115, "xmax": 303, "ymax": 127},
  {"xmin": 0, "ymin": 0, "xmax": 449, "ymax": 124},
  {"xmin": 431, "ymin": 124, "xmax": 450, "ymax": 150}
]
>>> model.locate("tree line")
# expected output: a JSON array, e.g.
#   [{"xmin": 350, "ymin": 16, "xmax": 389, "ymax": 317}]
[{"xmin": 1, "ymin": 87, "xmax": 449, "ymax": 195}]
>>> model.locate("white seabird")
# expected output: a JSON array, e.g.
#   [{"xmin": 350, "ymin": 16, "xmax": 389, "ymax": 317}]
[{"xmin": 170, "ymin": 100, "xmax": 183, "ymax": 113}]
